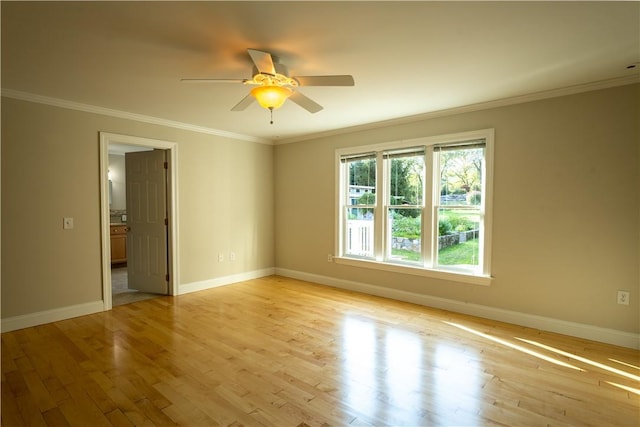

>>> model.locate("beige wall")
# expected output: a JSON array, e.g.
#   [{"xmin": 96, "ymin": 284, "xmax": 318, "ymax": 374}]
[
  {"xmin": 1, "ymin": 97, "xmax": 274, "ymax": 318},
  {"xmin": 2, "ymin": 84, "xmax": 638, "ymax": 336},
  {"xmin": 275, "ymin": 84, "xmax": 639, "ymax": 333}
]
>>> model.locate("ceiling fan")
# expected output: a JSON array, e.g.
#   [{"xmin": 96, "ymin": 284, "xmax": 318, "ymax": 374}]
[{"xmin": 181, "ymin": 49, "xmax": 355, "ymax": 123}]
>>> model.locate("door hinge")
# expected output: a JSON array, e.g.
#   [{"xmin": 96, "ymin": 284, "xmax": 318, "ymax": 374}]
[
  {"xmin": 164, "ymin": 161, "xmax": 168, "ymax": 169},
  {"xmin": 164, "ymin": 218, "xmax": 168, "ymax": 226},
  {"xmin": 165, "ymin": 274, "xmax": 170, "ymax": 282}
]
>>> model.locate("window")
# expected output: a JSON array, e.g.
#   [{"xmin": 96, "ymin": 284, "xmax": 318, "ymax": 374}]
[
  {"xmin": 336, "ymin": 129, "xmax": 493, "ymax": 285},
  {"xmin": 342, "ymin": 153, "xmax": 376, "ymax": 258}
]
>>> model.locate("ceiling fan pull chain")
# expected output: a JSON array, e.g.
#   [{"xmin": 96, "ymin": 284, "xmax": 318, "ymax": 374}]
[{"xmin": 269, "ymin": 107, "xmax": 274, "ymax": 125}]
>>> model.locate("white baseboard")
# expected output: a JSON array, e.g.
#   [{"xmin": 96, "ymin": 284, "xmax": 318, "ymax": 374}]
[
  {"xmin": 0, "ymin": 268, "xmax": 275, "ymax": 333},
  {"xmin": 4, "ymin": 269, "xmax": 637, "ymax": 350},
  {"xmin": 179, "ymin": 267, "xmax": 276, "ymax": 295},
  {"xmin": 1, "ymin": 300, "xmax": 105, "ymax": 333},
  {"xmin": 0, "ymin": 268, "xmax": 275, "ymax": 332},
  {"xmin": 275, "ymin": 268, "xmax": 640, "ymax": 350}
]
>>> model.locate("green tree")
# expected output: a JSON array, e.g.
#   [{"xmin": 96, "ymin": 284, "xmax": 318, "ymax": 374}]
[
  {"xmin": 440, "ymin": 148, "xmax": 483, "ymax": 194},
  {"xmin": 349, "ymin": 159, "xmax": 375, "ymax": 187},
  {"xmin": 350, "ymin": 155, "xmax": 423, "ymax": 218},
  {"xmin": 390, "ymin": 157, "xmax": 423, "ymax": 207},
  {"xmin": 358, "ymin": 192, "xmax": 375, "ymax": 205}
]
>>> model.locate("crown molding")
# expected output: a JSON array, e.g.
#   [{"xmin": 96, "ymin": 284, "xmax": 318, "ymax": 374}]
[
  {"xmin": 3, "ymin": 73, "xmax": 638, "ymax": 147},
  {"xmin": 276, "ymin": 74, "xmax": 640, "ymax": 145},
  {"xmin": 0, "ymin": 88, "xmax": 273, "ymax": 145}
]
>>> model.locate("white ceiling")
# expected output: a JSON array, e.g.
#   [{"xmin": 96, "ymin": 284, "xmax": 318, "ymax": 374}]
[{"xmin": 2, "ymin": 1, "xmax": 639, "ymax": 144}]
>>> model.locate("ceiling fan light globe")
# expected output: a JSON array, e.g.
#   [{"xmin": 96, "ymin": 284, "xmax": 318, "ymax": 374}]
[{"xmin": 250, "ymin": 85, "xmax": 293, "ymax": 110}]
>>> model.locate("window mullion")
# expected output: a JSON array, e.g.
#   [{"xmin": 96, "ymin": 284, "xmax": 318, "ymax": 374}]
[
  {"xmin": 374, "ymin": 151, "xmax": 385, "ymax": 261},
  {"xmin": 339, "ymin": 160, "xmax": 348, "ymax": 257},
  {"xmin": 422, "ymin": 146, "xmax": 440, "ymax": 268}
]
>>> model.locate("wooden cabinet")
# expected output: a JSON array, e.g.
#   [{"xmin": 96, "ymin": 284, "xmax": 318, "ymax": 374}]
[{"xmin": 110, "ymin": 225, "xmax": 128, "ymax": 265}]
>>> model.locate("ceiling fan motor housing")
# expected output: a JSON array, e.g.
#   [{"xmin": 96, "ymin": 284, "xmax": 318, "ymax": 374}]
[
  {"xmin": 252, "ymin": 62, "xmax": 295, "ymax": 81},
  {"xmin": 250, "ymin": 63, "xmax": 299, "ymax": 88}
]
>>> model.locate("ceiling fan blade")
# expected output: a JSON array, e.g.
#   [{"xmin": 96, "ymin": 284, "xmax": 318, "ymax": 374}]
[
  {"xmin": 293, "ymin": 75, "xmax": 354, "ymax": 86},
  {"xmin": 289, "ymin": 91, "xmax": 323, "ymax": 113},
  {"xmin": 247, "ymin": 49, "xmax": 276, "ymax": 75},
  {"xmin": 181, "ymin": 78, "xmax": 247, "ymax": 83},
  {"xmin": 231, "ymin": 94, "xmax": 255, "ymax": 111}
]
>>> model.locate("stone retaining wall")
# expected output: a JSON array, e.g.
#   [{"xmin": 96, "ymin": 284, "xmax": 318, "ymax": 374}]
[{"xmin": 391, "ymin": 229, "xmax": 479, "ymax": 252}]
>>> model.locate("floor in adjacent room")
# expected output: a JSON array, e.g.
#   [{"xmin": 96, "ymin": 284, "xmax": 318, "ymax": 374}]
[{"xmin": 111, "ymin": 266, "xmax": 159, "ymax": 306}]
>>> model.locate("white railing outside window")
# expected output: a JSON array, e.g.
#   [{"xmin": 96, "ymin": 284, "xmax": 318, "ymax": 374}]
[{"xmin": 346, "ymin": 219, "xmax": 374, "ymax": 257}]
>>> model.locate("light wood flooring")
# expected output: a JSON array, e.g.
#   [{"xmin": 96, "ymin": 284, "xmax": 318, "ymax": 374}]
[{"xmin": 2, "ymin": 276, "xmax": 639, "ymax": 426}]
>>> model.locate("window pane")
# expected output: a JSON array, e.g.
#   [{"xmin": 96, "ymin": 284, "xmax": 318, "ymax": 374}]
[
  {"xmin": 439, "ymin": 147, "xmax": 483, "ymax": 206},
  {"xmin": 389, "ymin": 155, "xmax": 424, "ymax": 206},
  {"xmin": 437, "ymin": 207, "xmax": 480, "ymax": 268},
  {"xmin": 388, "ymin": 208, "xmax": 421, "ymax": 263},
  {"xmin": 348, "ymin": 158, "xmax": 376, "ymax": 205},
  {"xmin": 345, "ymin": 208, "xmax": 374, "ymax": 258}
]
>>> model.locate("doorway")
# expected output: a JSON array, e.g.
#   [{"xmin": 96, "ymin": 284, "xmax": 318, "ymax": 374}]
[{"xmin": 99, "ymin": 133, "xmax": 179, "ymax": 310}]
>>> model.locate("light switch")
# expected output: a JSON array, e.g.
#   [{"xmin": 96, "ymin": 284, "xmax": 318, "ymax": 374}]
[{"xmin": 63, "ymin": 217, "xmax": 74, "ymax": 230}]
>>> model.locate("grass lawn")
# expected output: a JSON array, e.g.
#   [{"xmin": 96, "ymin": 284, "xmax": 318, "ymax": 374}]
[
  {"xmin": 438, "ymin": 238, "xmax": 479, "ymax": 265},
  {"xmin": 390, "ymin": 238, "xmax": 479, "ymax": 265},
  {"xmin": 390, "ymin": 248, "xmax": 421, "ymax": 262}
]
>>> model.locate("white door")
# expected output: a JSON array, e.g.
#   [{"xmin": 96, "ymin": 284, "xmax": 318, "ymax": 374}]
[{"xmin": 125, "ymin": 149, "xmax": 169, "ymax": 294}]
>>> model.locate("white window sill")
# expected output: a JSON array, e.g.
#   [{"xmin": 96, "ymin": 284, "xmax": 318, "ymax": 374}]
[{"xmin": 334, "ymin": 256, "xmax": 492, "ymax": 286}]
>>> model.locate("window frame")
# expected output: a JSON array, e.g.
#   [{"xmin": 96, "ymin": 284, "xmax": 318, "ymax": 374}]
[{"xmin": 335, "ymin": 129, "xmax": 494, "ymax": 286}]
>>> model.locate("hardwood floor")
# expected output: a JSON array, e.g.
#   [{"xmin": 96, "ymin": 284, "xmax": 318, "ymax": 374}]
[{"xmin": 2, "ymin": 276, "xmax": 639, "ymax": 426}]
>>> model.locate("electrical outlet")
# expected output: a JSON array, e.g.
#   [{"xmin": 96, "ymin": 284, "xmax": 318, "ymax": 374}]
[
  {"xmin": 218, "ymin": 253, "xmax": 224, "ymax": 263},
  {"xmin": 327, "ymin": 254, "xmax": 333, "ymax": 262},
  {"xmin": 63, "ymin": 217, "xmax": 74, "ymax": 230},
  {"xmin": 229, "ymin": 252, "xmax": 236, "ymax": 261},
  {"xmin": 617, "ymin": 290, "xmax": 630, "ymax": 305}
]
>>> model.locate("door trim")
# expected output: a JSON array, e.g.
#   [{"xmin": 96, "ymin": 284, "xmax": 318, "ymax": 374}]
[{"xmin": 99, "ymin": 132, "xmax": 179, "ymax": 310}]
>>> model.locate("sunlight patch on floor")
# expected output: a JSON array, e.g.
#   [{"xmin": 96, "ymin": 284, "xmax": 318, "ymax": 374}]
[
  {"xmin": 443, "ymin": 321, "xmax": 584, "ymax": 371},
  {"xmin": 605, "ymin": 381, "xmax": 640, "ymax": 396},
  {"xmin": 608, "ymin": 358, "xmax": 640, "ymax": 371},
  {"xmin": 516, "ymin": 338, "xmax": 640, "ymax": 382}
]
